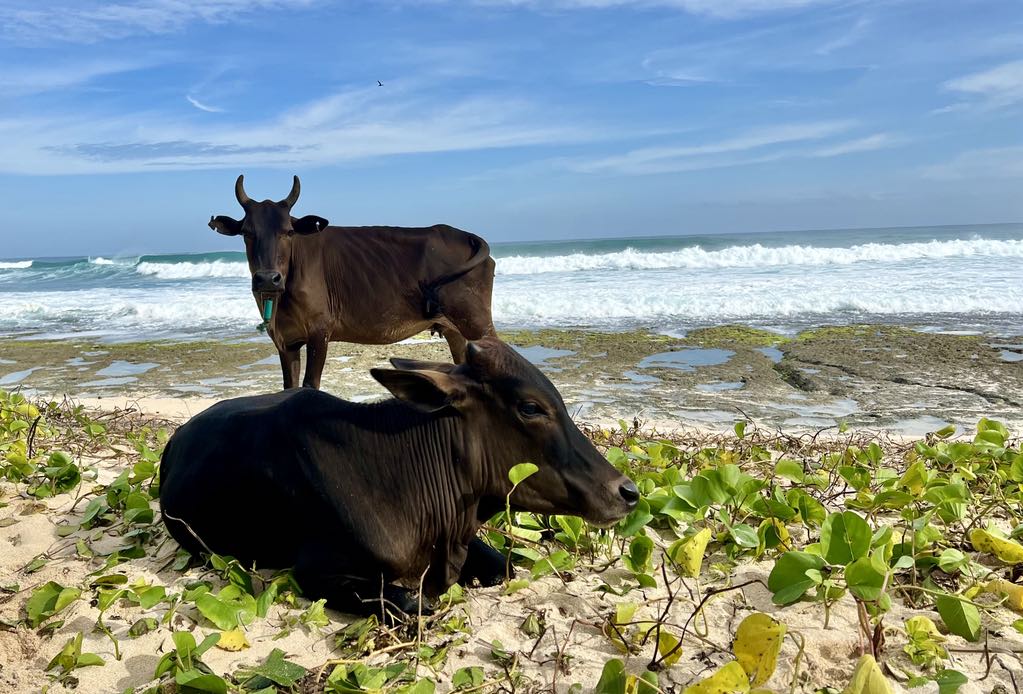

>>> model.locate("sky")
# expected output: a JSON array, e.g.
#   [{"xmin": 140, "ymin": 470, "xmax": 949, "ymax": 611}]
[{"xmin": 0, "ymin": 0, "xmax": 1021, "ymax": 257}]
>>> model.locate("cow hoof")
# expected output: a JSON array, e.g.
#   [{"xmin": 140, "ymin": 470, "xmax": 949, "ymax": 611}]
[{"xmin": 475, "ymin": 571, "xmax": 505, "ymax": 588}]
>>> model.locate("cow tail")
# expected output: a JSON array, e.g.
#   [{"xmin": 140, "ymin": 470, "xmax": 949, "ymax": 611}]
[{"xmin": 422, "ymin": 232, "xmax": 491, "ymax": 319}]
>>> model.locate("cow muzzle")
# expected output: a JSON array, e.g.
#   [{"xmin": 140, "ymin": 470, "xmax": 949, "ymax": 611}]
[
  {"xmin": 252, "ymin": 270, "xmax": 285, "ymax": 294},
  {"xmin": 585, "ymin": 475, "xmax": 639, "ymax": 527}
]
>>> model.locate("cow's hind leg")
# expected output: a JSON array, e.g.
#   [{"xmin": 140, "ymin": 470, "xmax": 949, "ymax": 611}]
[
  {"xmin": 293, "ymin": 551, "xmax": 427, "ymax": 622},
  {"xmin": 458, "ymin": 537, "xmax": 507, "ymax": 587},
  {"xmin": 279, "ymin": 345, "xmax": 302, "ymax": 389},
  {"xmin": 434, "ymin": 256, "xmax": 497, "ymax": 353}
]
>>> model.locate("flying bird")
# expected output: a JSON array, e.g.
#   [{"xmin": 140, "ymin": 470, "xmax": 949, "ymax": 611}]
[{"xmin": 377, "ymin": 80, "xmax": 383, "ymax": 87}]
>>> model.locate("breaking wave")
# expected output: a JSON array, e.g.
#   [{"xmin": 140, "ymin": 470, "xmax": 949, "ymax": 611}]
[
  {"xmin": 135, "ymin": 260, "xmax": 249, "ymax": 280},
  {"xmin": 0, "ymin": 260, "xmax": 33, "ymax": 269},
  {"xmin": 495, "ymin": 238, "xmax": 1023, "ymax": 275}
]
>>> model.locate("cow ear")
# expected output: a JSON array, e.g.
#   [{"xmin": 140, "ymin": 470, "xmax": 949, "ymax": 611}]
[
  {"xmin": 209, "ymin": 215, "xmax": 243, "ymax": 236},
  {"xmin": 388, "ymin": 358, "xmax": 456, "ymax": 373},
  {"xmin": 370, "ymin": 368, "xmax": 466, "ymax": 412},
  {"xmin": 293, "ymin": 215, "xmax": 328, "ymax": 235}
]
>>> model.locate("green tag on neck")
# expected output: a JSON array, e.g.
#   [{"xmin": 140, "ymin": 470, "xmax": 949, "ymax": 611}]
[{"xmin": 262, "ymin": 298, "xmax": 273, "ymax": 321}]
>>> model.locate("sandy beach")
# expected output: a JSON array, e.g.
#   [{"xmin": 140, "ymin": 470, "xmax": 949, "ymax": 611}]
[{"xmin": 2, "ymin": 325, "xmax": 1022, "ymax": 692}]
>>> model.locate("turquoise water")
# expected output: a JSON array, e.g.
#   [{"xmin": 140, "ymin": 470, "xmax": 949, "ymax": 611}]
[{"xmin": 2, "ymin": 223, "xmax": 1022, "ymax": 340}]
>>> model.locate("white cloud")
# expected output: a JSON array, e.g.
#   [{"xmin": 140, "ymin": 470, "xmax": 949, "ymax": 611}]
[
  {"xmin": 472, "ymin": 0, "xmax": 836, "ymax": 19},
  {"xmin": 921, "ymin": 146, "xmax": 1023, "ymax": 181},
  {"xmin": 0, "ymin": 60, "xmax": 145, "ymax": 95},
  {"xmin": 186, "ymin": 96, "xmax": 224, "ymax": 113},
  {"xmin": 0, "ymin": 86, "xmax": 601, "ymax": 174},
  {"xmin": 810, "ymin": 133, "xmax": 894, "ymax": 157},
  {"xmin": 0, "ymin": 0, "xmax": 315, "ymax": 43},
  {"xmin": 815, "ymin": 15, "xmax": 870, "ymax": 55},
  {"xmin": 942, "ymin": 60, "xmax": 1023, "ymax": 110},
  {"xmin": 571, "ymin": 121, "xmax": 855, "ymax": 174}
]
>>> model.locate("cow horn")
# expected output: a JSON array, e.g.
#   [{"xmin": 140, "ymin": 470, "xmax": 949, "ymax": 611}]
[
  {"xmin": 235, "ymin": 175, "xmax": 251, "ymax": 207},
  {"xmin": 281, "ymin": 175, "xmax": 300, "ymax": 208},
  {"xmin": 466, "ymin": 342, "xmax": 483, "ymax": 361}
]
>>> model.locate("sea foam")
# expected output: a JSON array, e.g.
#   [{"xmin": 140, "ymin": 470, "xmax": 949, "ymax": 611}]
[
  {"xmin": 495, "ymin": 238, "xmax": 1023, "ymax": 275},
  {"xmin": 136, "ymin": 260, "xmax": 250, "ymax": 280}
]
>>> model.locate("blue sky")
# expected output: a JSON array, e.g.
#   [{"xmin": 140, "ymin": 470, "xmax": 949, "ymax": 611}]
[{"xmin": 1, "ymin": 0, "xmax": 1021, "ymax": 257}]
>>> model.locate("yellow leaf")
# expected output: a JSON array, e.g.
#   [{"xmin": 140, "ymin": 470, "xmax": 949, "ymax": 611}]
[
  {"xmin": 969, "ymin": 529, "xmax": 1023, "ymax": 564},
  {"xmin": 757, "ymin": 519, "xmax": 791, "ymax": 553},
  {"xmin": 904, "ymin": 616, "xmax": 944, "ymax": 641},
  {"xmin": 733, "ymin": 613, "xmax": 786, "ymax": 687},
  {"xmin": 897, "ymin": 461, "xmax": 926, "ymax": 496},
  {"xmin": 684, "ymin": 661, "xmax": 750, "ymax": 694},
  {"xmin": 841, "ymin": 655, "xmax": 892, "ymax": 694},
  {"xmin": 657, "ymin": 631, "xmax": 683, "ymax": 668},
  {"xmin": 984, "ymin": 579, "xmax": 1023, "ymax": 612},
  {"xmin": 670, "ymin": 527, "xmax": 713, "ymax": 578},
  {"xmin": 215, "ymin": 629, "xmax": 249, "ymax": 651}
]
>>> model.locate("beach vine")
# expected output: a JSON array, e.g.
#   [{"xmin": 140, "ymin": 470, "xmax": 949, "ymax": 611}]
[{"xmin": 1, "ymin": 389, "xmax": 1022, "ymax": 692}]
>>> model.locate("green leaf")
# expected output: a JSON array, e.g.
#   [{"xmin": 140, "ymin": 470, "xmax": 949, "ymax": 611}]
[
  {"xmin": 728, "ymin": 524, "xmax": 760, "ymax": 549},
  {"xmin": 175, "ymin": 669, "xmax": 229, "ymax": 694},
  {"xmin": 623, "ymin": 535, "xmax": 654, "ymax": 575},
  {"xmin": 135, "ymin": 585, "xmax": 166, "ymax": 610},
  {"xmin": 24, "ymin": 555, "xmax": 47, "ymax": 573},
  {"xmin": 820, "ymin": 512, "xmax": 871, "ymax": 565},
  {"xmin": 846, "ymin": 555, "xmax": 888, "ymax": 601},
  {"xmin": 508, "ymin": 463, "xmax": 538, "ymax": 486},
  {"xmin": 594, "ymin": 659, "xmax": 627, "ymax": 694},
  {"xmin": 195, "ymin": 585, "xmax": 256, "ymax": 630},
  {"xmin": 397, "ymin": 681, "xmax": 437, "ymax": 694},
  {"xmin": 617, "ymin": 499, "xmax": 653, "ymax": 537},
  {"xmin": 935, "ymin": 594, "xmax": 981, "ymax": 642},
  {"xmin": 192, "ymin": 634, "xmax": 219, "ymax": 661},
  {"xmin": 932, "ymin": 670, "xmax": 967, "ymax": 694},
  {"xmin": 532, "ymin": 550, "xmax": 574, "ymax": 579},
  {"xmin": 775, "ymin": 459, "xmax": 804, "ymax": 482},
  {"xmin": 26, "ymin": 581, "xmax": 81, "ymax": 628},
  {"xmin": 452, "ymin": 666, "xmax": 485, "ymax": 690},
  {"xmin": 128, "ymin": 617, "xmax": 159, "ymax": 638},
  {"xmin": 246, "ymin": 648, "xmax": 308, "ymax": 687},
  {"xmin": 300, "ymin": 598, "xmax": 330, "ymax": 629},
  {"xmin": 768, "ymin": 551, "xmax": 825, "ymax": 605}
]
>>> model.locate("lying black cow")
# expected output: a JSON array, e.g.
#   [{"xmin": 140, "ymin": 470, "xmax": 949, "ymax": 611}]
[{"xmin": 159, "ymin": 337, "xmax": 638, "ymax": 617}]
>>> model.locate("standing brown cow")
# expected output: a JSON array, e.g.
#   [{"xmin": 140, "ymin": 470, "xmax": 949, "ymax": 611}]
[{"xmin": 209, "ymin": 175, "xmax": 496, "ymax": 389}]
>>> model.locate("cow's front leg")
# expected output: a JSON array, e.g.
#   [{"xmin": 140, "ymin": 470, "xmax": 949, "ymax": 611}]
[
  {"xmin": 279, "ymin": 345, "xmax": 302, "ymax": 389},
  {"xmin": 458, "ymin": 537, "xmax": 507, "ymax": 587},
  {"xmin": 442, "ymin": 327, "xmax": 468, "ymax": 364},
  {"xmin": 302, "ymin": 332, "xmax": 329, "ymax": 389},
  {"xmin": 293, "ymin": 550, "xmax": 427, "ymax": 622}
]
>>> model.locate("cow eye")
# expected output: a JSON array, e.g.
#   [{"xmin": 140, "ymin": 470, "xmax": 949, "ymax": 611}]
[{"xmin": 517, "ymin": 401, "xmax": 544, "ymax": 418}]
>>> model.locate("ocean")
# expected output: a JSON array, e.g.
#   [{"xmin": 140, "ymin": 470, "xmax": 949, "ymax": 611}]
[{"xmin": 2, "ymin": 223, "xmax": 1022, "ymax": 342}]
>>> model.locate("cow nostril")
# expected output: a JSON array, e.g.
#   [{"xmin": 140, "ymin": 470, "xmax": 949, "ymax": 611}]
[
  {"xmin": 619, "ymin": 480, "xmax": 640, "ymax": 506},
  {"xmin": 271, "ymin": 272, "xmax": 283, "ymax": 286}
]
